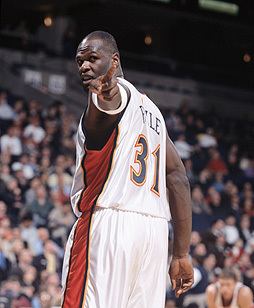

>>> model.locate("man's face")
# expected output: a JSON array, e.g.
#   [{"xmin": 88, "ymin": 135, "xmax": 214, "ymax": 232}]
[
  {"xmin": 76, "ymin": 38, "xmax": 114, "ymax": 89},
  {"xmin": 219, "ymin": 278, "xmax": 236, "ymax": 300}
]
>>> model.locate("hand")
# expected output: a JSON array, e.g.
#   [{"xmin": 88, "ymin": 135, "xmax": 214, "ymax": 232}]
[
  {"xmin": 89, "ymin": 62, "xmax": 119, "ymax": 102},
  {"xmin": 169, "ymin": 255, "xmax": 194, "ymax": 298}
]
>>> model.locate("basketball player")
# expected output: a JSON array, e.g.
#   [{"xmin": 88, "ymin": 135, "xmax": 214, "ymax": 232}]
[
  {"xmin": 61, "ymin": 31, "xmax": 193, "ymax": 308},
  {"xmin": 206, "ymin": 268, "xmax": 253, "ymax": 308}
]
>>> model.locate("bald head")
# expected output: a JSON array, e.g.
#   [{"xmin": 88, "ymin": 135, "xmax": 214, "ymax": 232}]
[
  {"xmin": 78, "ymin": 31, "xmax": 119, "ymax": 56},
  {"xmin": 76, "ymin": 31, "xmax": 123, "ymax": 83}
]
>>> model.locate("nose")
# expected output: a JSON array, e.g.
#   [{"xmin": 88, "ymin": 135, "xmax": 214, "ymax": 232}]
[{"xmin": 79, "ymin": 61, "xmax": 90, "ymax": 74}]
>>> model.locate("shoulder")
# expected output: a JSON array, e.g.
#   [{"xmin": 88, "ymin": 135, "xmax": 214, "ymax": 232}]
[
  {"xmin": 206, "ymin": 284, "xmax": 218, "ymax": 308},
  {"xmin": 206, "ymin": 283, "xmax": 217, "ymax": 295},
  {"xmin": 238, "ymin": 285, "xmax": 253, "ymax": 307}
]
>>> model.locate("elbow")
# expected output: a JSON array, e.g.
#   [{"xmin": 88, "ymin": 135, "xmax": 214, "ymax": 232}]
[{"xmin": 167, "ymin": 170, "xmax": 190, "ymax": 191}]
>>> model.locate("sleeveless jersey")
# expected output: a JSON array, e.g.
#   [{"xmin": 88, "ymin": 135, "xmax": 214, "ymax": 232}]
[
  {"xmin": 70, "ymin": 78, "xmax": 171, "ymax": 220},
  {"xmin": 215, "ymin": 282, "xmax": 243, "ymax": 308}
]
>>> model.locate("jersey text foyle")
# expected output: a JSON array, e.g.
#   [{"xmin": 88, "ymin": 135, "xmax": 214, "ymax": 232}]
[{"xmin": 140, "ymin": 105, "xmax": 161, "ymax": 135}]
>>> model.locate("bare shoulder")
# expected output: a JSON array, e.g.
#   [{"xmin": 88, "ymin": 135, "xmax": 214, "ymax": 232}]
[
  {"xmin": 238, "ymin": 285, "xmax": 253, "ymax": 308},
  {"xmin": 206, "ymin": 284, "xmax": 217, "ymax": 308},
  {"xmin": 206, "ymin": 283, "xmax": 217, "ymax": 295}
]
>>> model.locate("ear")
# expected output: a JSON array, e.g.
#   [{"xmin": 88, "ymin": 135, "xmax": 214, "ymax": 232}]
[{"xmin": 112, "ymin": 53, "xmax": 120, "ymax": 68}]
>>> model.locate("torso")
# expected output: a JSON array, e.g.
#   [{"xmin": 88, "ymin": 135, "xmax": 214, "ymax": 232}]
[{"xmin": 71, "ymin": 78, "xmax": 170, "ymax": 220}]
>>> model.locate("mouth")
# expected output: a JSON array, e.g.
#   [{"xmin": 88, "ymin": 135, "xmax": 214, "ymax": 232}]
[{"xmin": 81, "ymin": 75, "xmax": 94, "ymax": 87}]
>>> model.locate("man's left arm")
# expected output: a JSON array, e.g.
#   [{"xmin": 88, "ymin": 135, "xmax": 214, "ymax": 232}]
[{"xmin": 166, "ymin": 133, "xmax": 194, "ymax": 297}]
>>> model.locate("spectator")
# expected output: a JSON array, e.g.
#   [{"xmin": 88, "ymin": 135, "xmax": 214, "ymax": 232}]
[
  {"xmin": 25, "ymin": 186, "xmax": 53, "ymax": 226},
  {"xmin": 197, "ymin": 128, "xmax": 217, "ymax": 149},
  {"xmin": 174, "ymin": 133, "xmax": 193, "ymax": 160},
  {"xmin": 20, "ymin": 213, "xmax": 43, "ymax": 256},
  {"xmin": 23, "ymin": 115, "xmax": 45, "ymax": 144},
  {"xmin": 206, "ymin": 148, "xmax": 228, "ymax": 175},
  {"xmin": 192, "ymin": 185, "xmax": 212, "ymax": 232},
  {"xmin": 223, "ymin": 215, "xmax": 240, "ymax": 245},
  {"xmin": 0, "ymin": 126, "xmax": 22, "ymax": 158},
  {"xmin": 0, "ymin": 91, "xmax": 15, "ymax": 130}
]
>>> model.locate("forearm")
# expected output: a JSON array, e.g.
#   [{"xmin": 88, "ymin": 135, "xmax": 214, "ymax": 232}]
[
  {"xmin": 167, "ymin": 170, "xmax": 192, "ymax": 257},
  {"xmin": 83, "ymin": 104, "xmax": 117, "ymax": 150},
  {"xmin": 82, "ymin": 87, "xmax": 122, "ymax": 149}
]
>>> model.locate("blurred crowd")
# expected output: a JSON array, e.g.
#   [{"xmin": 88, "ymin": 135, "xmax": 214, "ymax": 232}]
[
  {"xmin": 0, "ymin": 90, "xmax": 77, "ymax": 307},
  {"xmin": 0, "ymin": 89, "xmax": 253, "ymax": 307},
  {"xmin": 163, "ymin": 104, "xmax": 254, "ymax": 307}
]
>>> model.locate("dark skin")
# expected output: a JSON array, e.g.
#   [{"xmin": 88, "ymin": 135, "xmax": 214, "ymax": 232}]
[
  {"xmin": 76, "ymin": 36, "xmax": 193, "ymax": 297},
  {"xmin": 76, "ymin": 37, "xmax": 122, "ymax": 149}
]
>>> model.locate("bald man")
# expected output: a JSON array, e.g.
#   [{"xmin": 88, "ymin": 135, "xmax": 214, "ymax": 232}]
[{"xmin": 61, "ymin": 31, "xmax": 193, "ymax": 308}]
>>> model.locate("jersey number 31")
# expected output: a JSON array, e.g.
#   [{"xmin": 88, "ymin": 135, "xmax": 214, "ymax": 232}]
[{"xmin": 130, "ymin": 134, "xmax": 160, "ymax": 196}]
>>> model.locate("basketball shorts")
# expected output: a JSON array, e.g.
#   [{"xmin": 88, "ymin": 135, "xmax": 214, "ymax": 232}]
[{"xmin": 61, "ymin": 207, "xmax": 169, "ymax": 308}]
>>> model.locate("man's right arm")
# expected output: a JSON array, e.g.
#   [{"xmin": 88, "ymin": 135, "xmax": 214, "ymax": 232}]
[
  {"xmin": 83, "ymin": 98, "xmax": 119, "ymax": 150},
  {"xmin": 82, "ymin": 64, "xmax": 124, "ymax": 150}
]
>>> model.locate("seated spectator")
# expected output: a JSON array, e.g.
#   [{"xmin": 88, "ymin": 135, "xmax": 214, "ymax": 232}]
[
  {"xmin": 20, "ymin": 213, "xmax": 43, "ymax": 256},
  {"xmin": 4, "ymin": 178, "xmax": 23, "ymax": 224},
  {"xmin": 206, "ymin": 148, "xmax": 228, "ymax": 176},
  {"xmin": 239, "ymin": 214, "xmax": 253, "ymax": 244},
  {"xmin": 0, "ymin": 243, "xmax": 11, "ymax": 282},
  {"xmin": 23, "ymin": 115, "xmax": 45, "ymax": 144},
  {"xmin": 207, "ymin": 187, "xmax": 230, "ymax": 219},
  {"xmin": 197, "ymin": 128, "xmax": 217, "ymax": 149},
  {"xmin": 0, "ymin": 91, "xmax": 15, "ymax": 133},
  {"xmin": 0, "ymin": 276, "xmax": 25, "ymax": 307},
  {"xmin": 203, "ymin": 253, "xmax": 217, "ymax": 283},
  {"xmin": 206, "ymin": 268, "xmax": 253, "ymax": 308},
  {"xmin": 0, "ymin": 126, "xmax": 22, "ymax": 159},
  {"xmin": 240, "ymin": 157, "xmax": 254, "ymax": 180},
  {"xmin": 192, "ymin": 185, "xmax": 212, "ymax": 232},
  {"xmin": 223, "ymin": 215, "xmax": 240, "ymax": 245},
  {"xmin": 174, "ymin": 133, "xmax": 193, "ymax": 160},
  {"xmin": 211, "ymin": 172, "xmax": 225, "ymax": 193},
  {"xmin": 25, "ymin": 186, "xmax": 53, "ymax": 227},
  {"xmin": 48, "ymin": 199, "xmax": 75, "ymax": 246}
]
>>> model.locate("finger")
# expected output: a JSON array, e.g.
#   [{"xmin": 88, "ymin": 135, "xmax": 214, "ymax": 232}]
[
  {"xmin": 102, "ymin": 62, "xmax": 117, "ymax": 84},
  {"xmin": 176, "ymin": 288, "xmax": 186, "ymax": 298},
  {"xmin": 176, "ymin": 280, "xmax": 193, "ymax": 296},
  {"xmin": 101, "ymin": 79, "xmax": 117, "ymax": 92},
  {"xmin": 89, "ymin": 80, "xmax": 102, "ymax": 94},
  {"xmin": 182, "ymin": 282, "xmax": 193, "ymax": 288},
  {"xmin": 171, "ymin": 279, "xmax": 176, "ymax": 290}
]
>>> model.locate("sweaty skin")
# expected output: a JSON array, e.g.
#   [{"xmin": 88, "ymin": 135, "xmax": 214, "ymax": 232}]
[
  {"xmin": 76, "ymin": 37, "xmax": 122, "ymax": 149},
  {"xmin": 77, "ymin": 36, "xmax": 194, "ymax": 297}
]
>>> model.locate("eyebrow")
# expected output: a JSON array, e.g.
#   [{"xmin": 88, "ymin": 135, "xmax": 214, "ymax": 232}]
[{"xmin": 76, "ymin": 50, "xmax": 99, "ymax": 59}]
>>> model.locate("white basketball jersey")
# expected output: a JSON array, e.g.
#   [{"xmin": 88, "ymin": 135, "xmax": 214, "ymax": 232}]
[{"xmin": 71, "ymin": 78, "xmax": 171, "ymax": 220}]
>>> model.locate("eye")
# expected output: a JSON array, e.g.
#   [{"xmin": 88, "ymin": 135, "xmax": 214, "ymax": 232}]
[
  {"xmin": 89, "ymin": 56, "xmax": 97, "ymax": 63},
  {"xmin": 77, "ymin": 59, "xmax": 83, "ymax": 67}
]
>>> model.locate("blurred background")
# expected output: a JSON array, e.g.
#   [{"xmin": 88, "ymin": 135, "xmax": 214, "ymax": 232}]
[{"xmin": 0, "ymin": 0, "xmax": 253, "ymax": 307}]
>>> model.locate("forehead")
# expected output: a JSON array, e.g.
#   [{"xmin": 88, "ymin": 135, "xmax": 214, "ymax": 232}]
[
  {"xmin": 219, "ymin": 278, "xmax": 235, "ymax": 285},
  {"xmin": 76, "ymin": 38, "xmax": 104, "ymax": 55}
]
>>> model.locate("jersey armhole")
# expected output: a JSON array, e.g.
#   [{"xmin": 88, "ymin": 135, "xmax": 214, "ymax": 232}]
[{"xmin": 82, "ymin": 81, "xmax": 131, "ymax": 150}]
